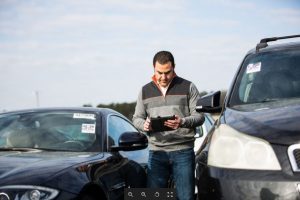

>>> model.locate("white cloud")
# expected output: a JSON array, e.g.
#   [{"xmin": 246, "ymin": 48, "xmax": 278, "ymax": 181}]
[
  {"xmin": 0, "ymin": 0, "xmax": 299, "ymax": 111},
  {"xmin": 268, "ymin": 8, "xmax": 300, "ymax": 25}
]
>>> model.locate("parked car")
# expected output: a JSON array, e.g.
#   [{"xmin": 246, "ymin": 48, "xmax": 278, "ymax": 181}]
[
  {"xmin": 195, "ymin": 35, "xmax": 300, "ymax": 200},
  {"xmin": 194, "ymin": 113, "xmax": 215, "ymax": 153},
  {"xmin": 0, "ymin": 107, "xmax": 148, "ymax": 200}
]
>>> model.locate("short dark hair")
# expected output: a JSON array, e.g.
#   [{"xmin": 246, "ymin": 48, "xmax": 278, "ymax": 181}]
[{"xmin": 153, "ymin": 51, "xmax": 175, "ymax": 68}]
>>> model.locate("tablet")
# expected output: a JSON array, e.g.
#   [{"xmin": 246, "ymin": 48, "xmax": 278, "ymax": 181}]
[{"xmin": 150, "ymin": 115, "xmax": 175, "ymax": 132}]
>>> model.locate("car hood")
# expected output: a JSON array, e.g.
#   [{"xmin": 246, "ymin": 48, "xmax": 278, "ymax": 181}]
[
  {"xmin": 0, "ymin": 150, "xmax": 104, "ymax": 185},
  {"xmin": 224, "ymin": 103, "xmax": 300, "ymax": 145}
]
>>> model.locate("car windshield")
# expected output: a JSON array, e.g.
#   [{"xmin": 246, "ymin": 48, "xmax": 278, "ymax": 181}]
[
  {"xmin": 0, "ymin": 111, "xmax": 97, "ymax": 151},
  {"xmin": 229, "ymin": 48, "xmax": 300, "ymax": 108}
]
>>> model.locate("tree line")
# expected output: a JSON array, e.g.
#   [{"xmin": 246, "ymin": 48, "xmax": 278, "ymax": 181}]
[{"xmin": 83, "ymin": 91, "xmax": 226, "ymax": 120}]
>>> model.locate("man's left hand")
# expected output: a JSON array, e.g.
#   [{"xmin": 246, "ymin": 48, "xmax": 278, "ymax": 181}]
[{"xmin": 164, "ymin": 115, "xmax": 181, "ymax": 129}]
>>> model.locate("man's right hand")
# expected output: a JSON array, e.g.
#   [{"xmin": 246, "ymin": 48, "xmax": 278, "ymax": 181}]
[{"xmin": 143, "ymin": 117, "xmax": 152, "ymax": 132}]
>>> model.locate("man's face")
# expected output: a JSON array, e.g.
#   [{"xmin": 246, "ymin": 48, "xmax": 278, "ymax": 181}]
[{"xmin": 154, "ymin": 61, "xmax": 174, "ymax": 88}]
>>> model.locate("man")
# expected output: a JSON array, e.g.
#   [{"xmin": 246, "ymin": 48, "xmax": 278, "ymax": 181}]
[{"xmin": 132, "ymin": 50, "xmax": 204, "ymax": 200}]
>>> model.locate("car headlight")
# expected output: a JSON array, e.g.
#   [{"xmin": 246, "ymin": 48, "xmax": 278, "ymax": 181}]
[
  {"xmin": 208, "ymin": 124, "xmax": 281, "ymax": 170},
  {"xmin": 0, "ymin": 185, "xmax": 59, "ymax": 200}
]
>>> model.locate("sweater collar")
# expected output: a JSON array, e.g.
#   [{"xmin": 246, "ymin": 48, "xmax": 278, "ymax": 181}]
[{"xmin": 151, "ymin": 73, "xmax": 177, "ymax": 89}]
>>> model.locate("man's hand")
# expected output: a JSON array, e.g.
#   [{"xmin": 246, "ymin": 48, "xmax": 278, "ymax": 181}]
[
  {"xmin": 143, "ymin": 117, "xmax": 152, "ymax": 132},
  {"xmin": 164, "ymin": 115, "xmax": 181, "ymax": 130}
]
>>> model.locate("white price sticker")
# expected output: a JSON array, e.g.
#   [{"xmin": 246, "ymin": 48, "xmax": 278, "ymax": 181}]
[
  {"xmin": 246, "ymin": 62, "xmax": 261, "ymax": 74},
  {"xmin": 81, "ymin": 124, "xmax": 96, "ymax": 134},
  {"xmin": 73, "ymin": 113, "xmax": 95, "ymax": 120}
]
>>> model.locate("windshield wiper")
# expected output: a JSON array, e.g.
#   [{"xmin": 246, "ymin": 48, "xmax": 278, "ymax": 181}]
[
  {"xmin": 257, "ymin": 98, "xmax": 280, "ymax": 103},
  {"xmin": 0, "ymin": 147, "xmax": 85, "ymax": 152},
  {"xmin": 34, "ymin": 147, "xmax": 68, "ymax": 151},
  {"xmin": 0, "ymin": 147, "xmax": 39, "ymax": 152}
]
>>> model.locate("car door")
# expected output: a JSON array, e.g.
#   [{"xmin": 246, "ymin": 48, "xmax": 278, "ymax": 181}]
[
  {"xmin": 106, "ymin": 114, "xmax": 149, "ymax": 165},
  {"xmin": 105, "ymin": 114, "xmax": 147, "ymax": 186}
]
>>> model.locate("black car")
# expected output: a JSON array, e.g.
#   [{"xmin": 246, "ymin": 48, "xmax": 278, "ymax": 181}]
[
  {"xmin": 195, "ymin": 35, "xmax": 300, "ymax": 200},
  {"xmin": 0, "ymin": 107, "xmax": 148, "ymax": 200}
]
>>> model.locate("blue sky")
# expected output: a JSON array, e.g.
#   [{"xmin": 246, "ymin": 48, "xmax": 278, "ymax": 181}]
[{"xmin": 0, "ymin": 0, "xmax": 300, "ymax": 111}]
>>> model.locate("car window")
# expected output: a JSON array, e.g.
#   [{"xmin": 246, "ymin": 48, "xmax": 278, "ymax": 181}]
[
  {"xmin": 204, "ymin": 114, "xmax": 214, "ymax": 131},
  {"xmin": 107, "ymin": 115, "xmax": 137, "ymax": 147},
  {"xmin": 229, "ymin": 48, "xmax": 300, "ymax": 108},
  {"xmin": 107, "ymin": 115, "xmax": 148, "ymax": 164},
  {"xmin": 194, "ymin": 113, "xmax": 215, "ymax": 152},
  {"xmin": 0, "ymin": 111, "xmax": 97, "ymax": 151},
  {"xmin": 195, "ymin": 114, "xmax": 213, "ymax": 136}
]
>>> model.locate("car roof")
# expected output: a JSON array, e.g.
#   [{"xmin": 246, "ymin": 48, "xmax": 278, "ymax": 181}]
[
  {"xmin": 0, "ymin": 107, "xmax": 121, "ymax": 116},
  {"xmin": 246, "ymin": 34, "xmax": 300, "ymax": 54},
  {"xmin": 247, "ymin": 40, "xmax": 300, "ymax": 55}
]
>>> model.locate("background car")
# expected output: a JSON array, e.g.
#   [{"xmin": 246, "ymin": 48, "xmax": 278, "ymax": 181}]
[
  {"xmin": 195, "ymin": 35, "xmax": 300, "ymax": 200},
  {"xmin": 0, "ymin": 107, "xmax": 148, "ymax": 200},
  {"xmin": 194, "ymin": 113, "xmax": 215, "ymax": 153}
]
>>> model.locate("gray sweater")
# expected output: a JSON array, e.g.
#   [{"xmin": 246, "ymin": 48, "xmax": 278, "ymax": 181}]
[{"xmin": 132, "ymin": 76, "xmax": 204, "ymax": 151}]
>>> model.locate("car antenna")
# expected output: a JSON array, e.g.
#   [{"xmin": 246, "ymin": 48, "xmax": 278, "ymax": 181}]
[{"xmin": 256, "ymin": 34, "xmax": 300, "ymax": 52}]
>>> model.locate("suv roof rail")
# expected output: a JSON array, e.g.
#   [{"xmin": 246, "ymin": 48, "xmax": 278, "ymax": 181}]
[{"xmin": 256, "ymin": 34, "xmax": 300, "ymax": 52}]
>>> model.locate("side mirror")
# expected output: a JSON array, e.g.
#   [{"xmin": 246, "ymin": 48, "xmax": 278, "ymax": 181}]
[
  {"xmin": 110, "ymin": 131, "xmax": 148, "ymax": 152},
  {"xmin": 196, "ymin": 91, "xmax": 222, "ymax": 113}
]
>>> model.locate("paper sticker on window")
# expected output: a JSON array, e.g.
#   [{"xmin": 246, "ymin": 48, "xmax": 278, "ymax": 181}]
[
  {"xmin": 82, "ymin": 124, "xmax": 96, "ymax": 134},
  {"xmin": 73, "ymin": 113, "xmax": 95, "ymax": 120},
  {"xmin": 246, "ymin": 62, "xmax": 261, "ymax": 74}
]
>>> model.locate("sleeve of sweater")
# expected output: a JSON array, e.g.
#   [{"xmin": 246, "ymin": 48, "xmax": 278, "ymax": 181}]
[
  {"xmin": 132, "ymin": 89, "xmax": 147, "ymax": 132},
  {"xmin": 181, "ymin": 82, "xmax": 205, "ymax": 128}
]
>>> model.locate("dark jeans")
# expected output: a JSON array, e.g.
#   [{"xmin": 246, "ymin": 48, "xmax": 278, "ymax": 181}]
[{"xmin": 147, "ymin": 148, "xmax": 195, "ymax": 200}]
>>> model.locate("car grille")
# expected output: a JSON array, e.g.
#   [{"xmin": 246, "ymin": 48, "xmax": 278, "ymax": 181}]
[
  {"xmin": 294, "ymin": 149, "xmax": 300, "ymax": 167},
  {"xmin": 288, "ymin": 144, "xmax": 300, "ymax": 172}
]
